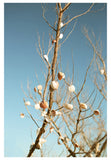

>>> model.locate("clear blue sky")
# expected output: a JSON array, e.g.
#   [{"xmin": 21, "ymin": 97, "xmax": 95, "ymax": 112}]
[{"xmin": 4, "ymin": 3, "xmax": 107, "ymax": 157}]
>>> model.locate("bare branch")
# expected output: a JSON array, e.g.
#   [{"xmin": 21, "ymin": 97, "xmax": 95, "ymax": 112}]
[
  {"xmin": 61, "ymin": 3, "xmax": 71, "ymax": 13},
  {"xmin": 64, "ymin": 3, "xmax": 94, "ymax": 26},
  {"xmin": 42, "ymin": 6, "xmax": 56, "ymax": 31}
]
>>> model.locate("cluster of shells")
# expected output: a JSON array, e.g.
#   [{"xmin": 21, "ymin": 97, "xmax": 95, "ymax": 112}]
[{"xmin": 21, "ymin": 69, "xmax": 100, "ymax": 119}]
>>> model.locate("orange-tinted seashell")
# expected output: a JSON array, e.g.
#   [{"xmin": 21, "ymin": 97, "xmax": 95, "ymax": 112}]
[{"xmin": 40, "ymin": 101, "xmax": 48, "ymax": 109}]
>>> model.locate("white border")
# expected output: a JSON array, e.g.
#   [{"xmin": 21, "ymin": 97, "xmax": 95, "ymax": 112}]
[
  {"xmin": 0, "ymin": 0, "xmax": 4, "ymax": 159},
  {"xmin": 1, "ymin": 0, "xmax": 110, "ymax": 159}
]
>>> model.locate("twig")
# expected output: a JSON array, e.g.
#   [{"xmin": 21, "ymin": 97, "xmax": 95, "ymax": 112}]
[{"xmin": 64, "ymin": 3, "xmax": 94, "ymax": 26}]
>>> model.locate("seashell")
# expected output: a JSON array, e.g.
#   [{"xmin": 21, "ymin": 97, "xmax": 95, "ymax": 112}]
[
  {"xmin": 39, "ymin": 138, "xmax": 47, "ymax": 145},
  {"xmin": 68, "ymin": 85, "xmax": 75, "ymax": 92},
  {"xmin": 41, "ymin": 110, "xmax": 47, "ymax": 117},
  {"xmin": 35, "ymin": 103, "xmax": 40, "ymax": 110},
  {"xmin": 100, "ymin": 69, "xmax": 104, "ymax": 75},
  {"xmin": 25, "ymin": 101, "xmax": 31, "ymax": 106},
  {"xmin": 80, "ymin": 103, "xmax": 87, "ymax": 109},
  {"xmin": 34, "ymin": 87, "xmax": 37, "ymax": 92},
  {"xmin": 37, "ymin": 85, "xmax": 42, "ymax": 91},
  {"xmin": 20, "ymin": 113, "xmax": 25, "ymax": 118},
  {"xmin": 43, "ymin": 54, "xmax": 48, "ymax": 62},
  {"xmin": 59, "ymin": 33, "xmax": 63, "ymax": 39},
  {"xmin": 58, "ymin": 72, "xmax": 65, "ymax": 80},
  {"xmin": 50, "ymin": 127, "xmax": 54, "ymax": 133},
  {"xmin": 64, "ymin": 103, "xmax": 73, "ymax": 110},
  {"xmin": 74, "ymin": 142, "xmax": 79, "ymax": 148},
  {"xmin": 56, "ymin": 111, "xmax": 62, "ymax": 116},
  {"xmin": 52, "ymin": 39, "xmax": 56, "ymax": 44},
  {"xmin": 40, "ymin": 101, "xmax": 48, "ymax": 109},
  {"xmin": 89, "ymin": 153, "xmax": 93, "ymax": 157},
  {"xmin": 94, "ymin": 109, "xmax": 100, "ymax": 115},
  {"xmin": 51, "ymin": 110, "xmax": 56, "ymax": 117},
  {"xmin": 51, "ymin": 81, "xmax": 59, "ymax": 90},
  {"xmin": 38, "ymin": 90, "xmax": 42, "ymax": 96},
  {"xmin": 60, "ymin": 22, "xmax": 64, "ymax": 28}
]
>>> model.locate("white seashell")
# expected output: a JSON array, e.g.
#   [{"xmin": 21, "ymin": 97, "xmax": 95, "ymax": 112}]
[
  {"xmin": 60, "ymin": 22, "xmax": 64, "ymax": 28},
  {"xmin": 80, "ymin": 103, "xmax": 87, "ymax": 109},
  {"xmin": 89, "ymin": 153, "xmax": 93, "ymax": 157},
  {"xmin": 44, "ymin": 54, "xmax": 48, "ymax": 62},
  {"xmin": 39, "ymin": 138, "xmax": 47, "ymax": 145},
  {"xmin": 25, "ymin": 101, "xmax": 31, "ymax": 106},
  {"xmin": 59, "ymin": 33, "xmax": 63, "ymax": 39},
  {"xmin": 51, "ymin": 81, "xmax": 59, "ymax": 90},
  {"xmin": 35, "ymin": 103, "xmax": 40, "ymax": 110},
  {"xmin": 20, "ymin": 113, "xmax": 25, "ymax": 118},
  {"xmin": 37, "ymin": 85, "xmax": 42, "ymax": 90},
  {"xmin": 68, "ymin": 85, "xmax": 75, "ymax": 92},
  {"xmin": 38, "ymin": 90, "xmax": 42, "ymax": 96},
  {"xmin": 62, "ymin": 74, "xmax": 65, "ymax": 79},
  {"xmin": 64, "ymin": 103, "xmax": 73, "ymax": 110},
  {"xmin": 100, "ymin": 69, "xmax": 104, "ymax": 75},
  {"xmin": 41, "ymin": 111, "xmax": 47, "ymax": 117},
  {"xmin": 56, "ymin": 111, "xmax": 62, "ymax": 116}
]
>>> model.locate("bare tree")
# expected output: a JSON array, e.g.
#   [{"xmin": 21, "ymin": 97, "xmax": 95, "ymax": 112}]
[{"xmin": 20, "ymin": 3, "xmax": 107, "ymax": 157}]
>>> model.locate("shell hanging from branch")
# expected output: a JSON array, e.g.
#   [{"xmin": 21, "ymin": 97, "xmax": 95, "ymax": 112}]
[
  {"xmin": 68, "ymin": 85, "xmax": 75, "ymax": 92},
  {"xmin": 20, "ymin": 113, "xmax": 25, "ymax": 118},
  {"xmin": 100, "ymin": 69, "xmax": 104, "ymax": 75},
  {"xmin": 51, "ymin": 110, "xmax": 57, "ymax": 117},
  {"xmin": 63, "ymin": 103, "xmax": 73, "ymax": 110},
  {"xmin": 59, "ymin": 33, "xmax": 63, "ymax": 39},
  {"xmin": 51, "ymin": 81, "xmax": 59, "ymax": 90},
  {"xmin": 50, "ymin": 127, "xmax": 54, "ymax": 133},
  {"xmin": 35, "ymin": 103, "xmax": 40, "ymax": 110},
  {"xmin": 39, "ymin": 138, "xmax": 47, "ymax": 145},
  {"xmin": 43, "ymin": 54, "xmax": 48, "ymax": 62},
  {"xmin": 80, "ymin": 103, "xmax": 87, "ymax": 109},
  {"xmin": 58, "ymin": 72, "xmax": 65, "ymax": 80},
  {"xmin": 38, "ymin": 90, "xmax": 42, "ymax": 96},
  {"xmin": 60, "ymin": 22, "xmax": 64, "ymax": 28},
  {"xmin": 40, "ymin": 101, "xmax": 48, "ymax": 109},
  {"xmin": 41, "ymin": 110, "xmax": 47, "ymax": 117},
  {"xmin": 25, "ymin": 101, "xmax": 31, "ymax": 106},
  {"xmin": 52, "ymin": 39, "xmax": 56, "ymax": 44},
  {"xmin": 74, "ymin": 142, "xmax": 79, "ymax": 148},
  {"xmin": 37, "ymin": 85, "xmax": 42, "ymax": 91},
  {"xmin": 94, "ymin": 109, "xmax": 100, "ymax": 115}
]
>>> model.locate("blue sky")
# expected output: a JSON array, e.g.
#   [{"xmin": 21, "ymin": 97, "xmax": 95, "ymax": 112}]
[{"xmin": 4, "ymin": 3, "xmax": 107, "ymax": 157}]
